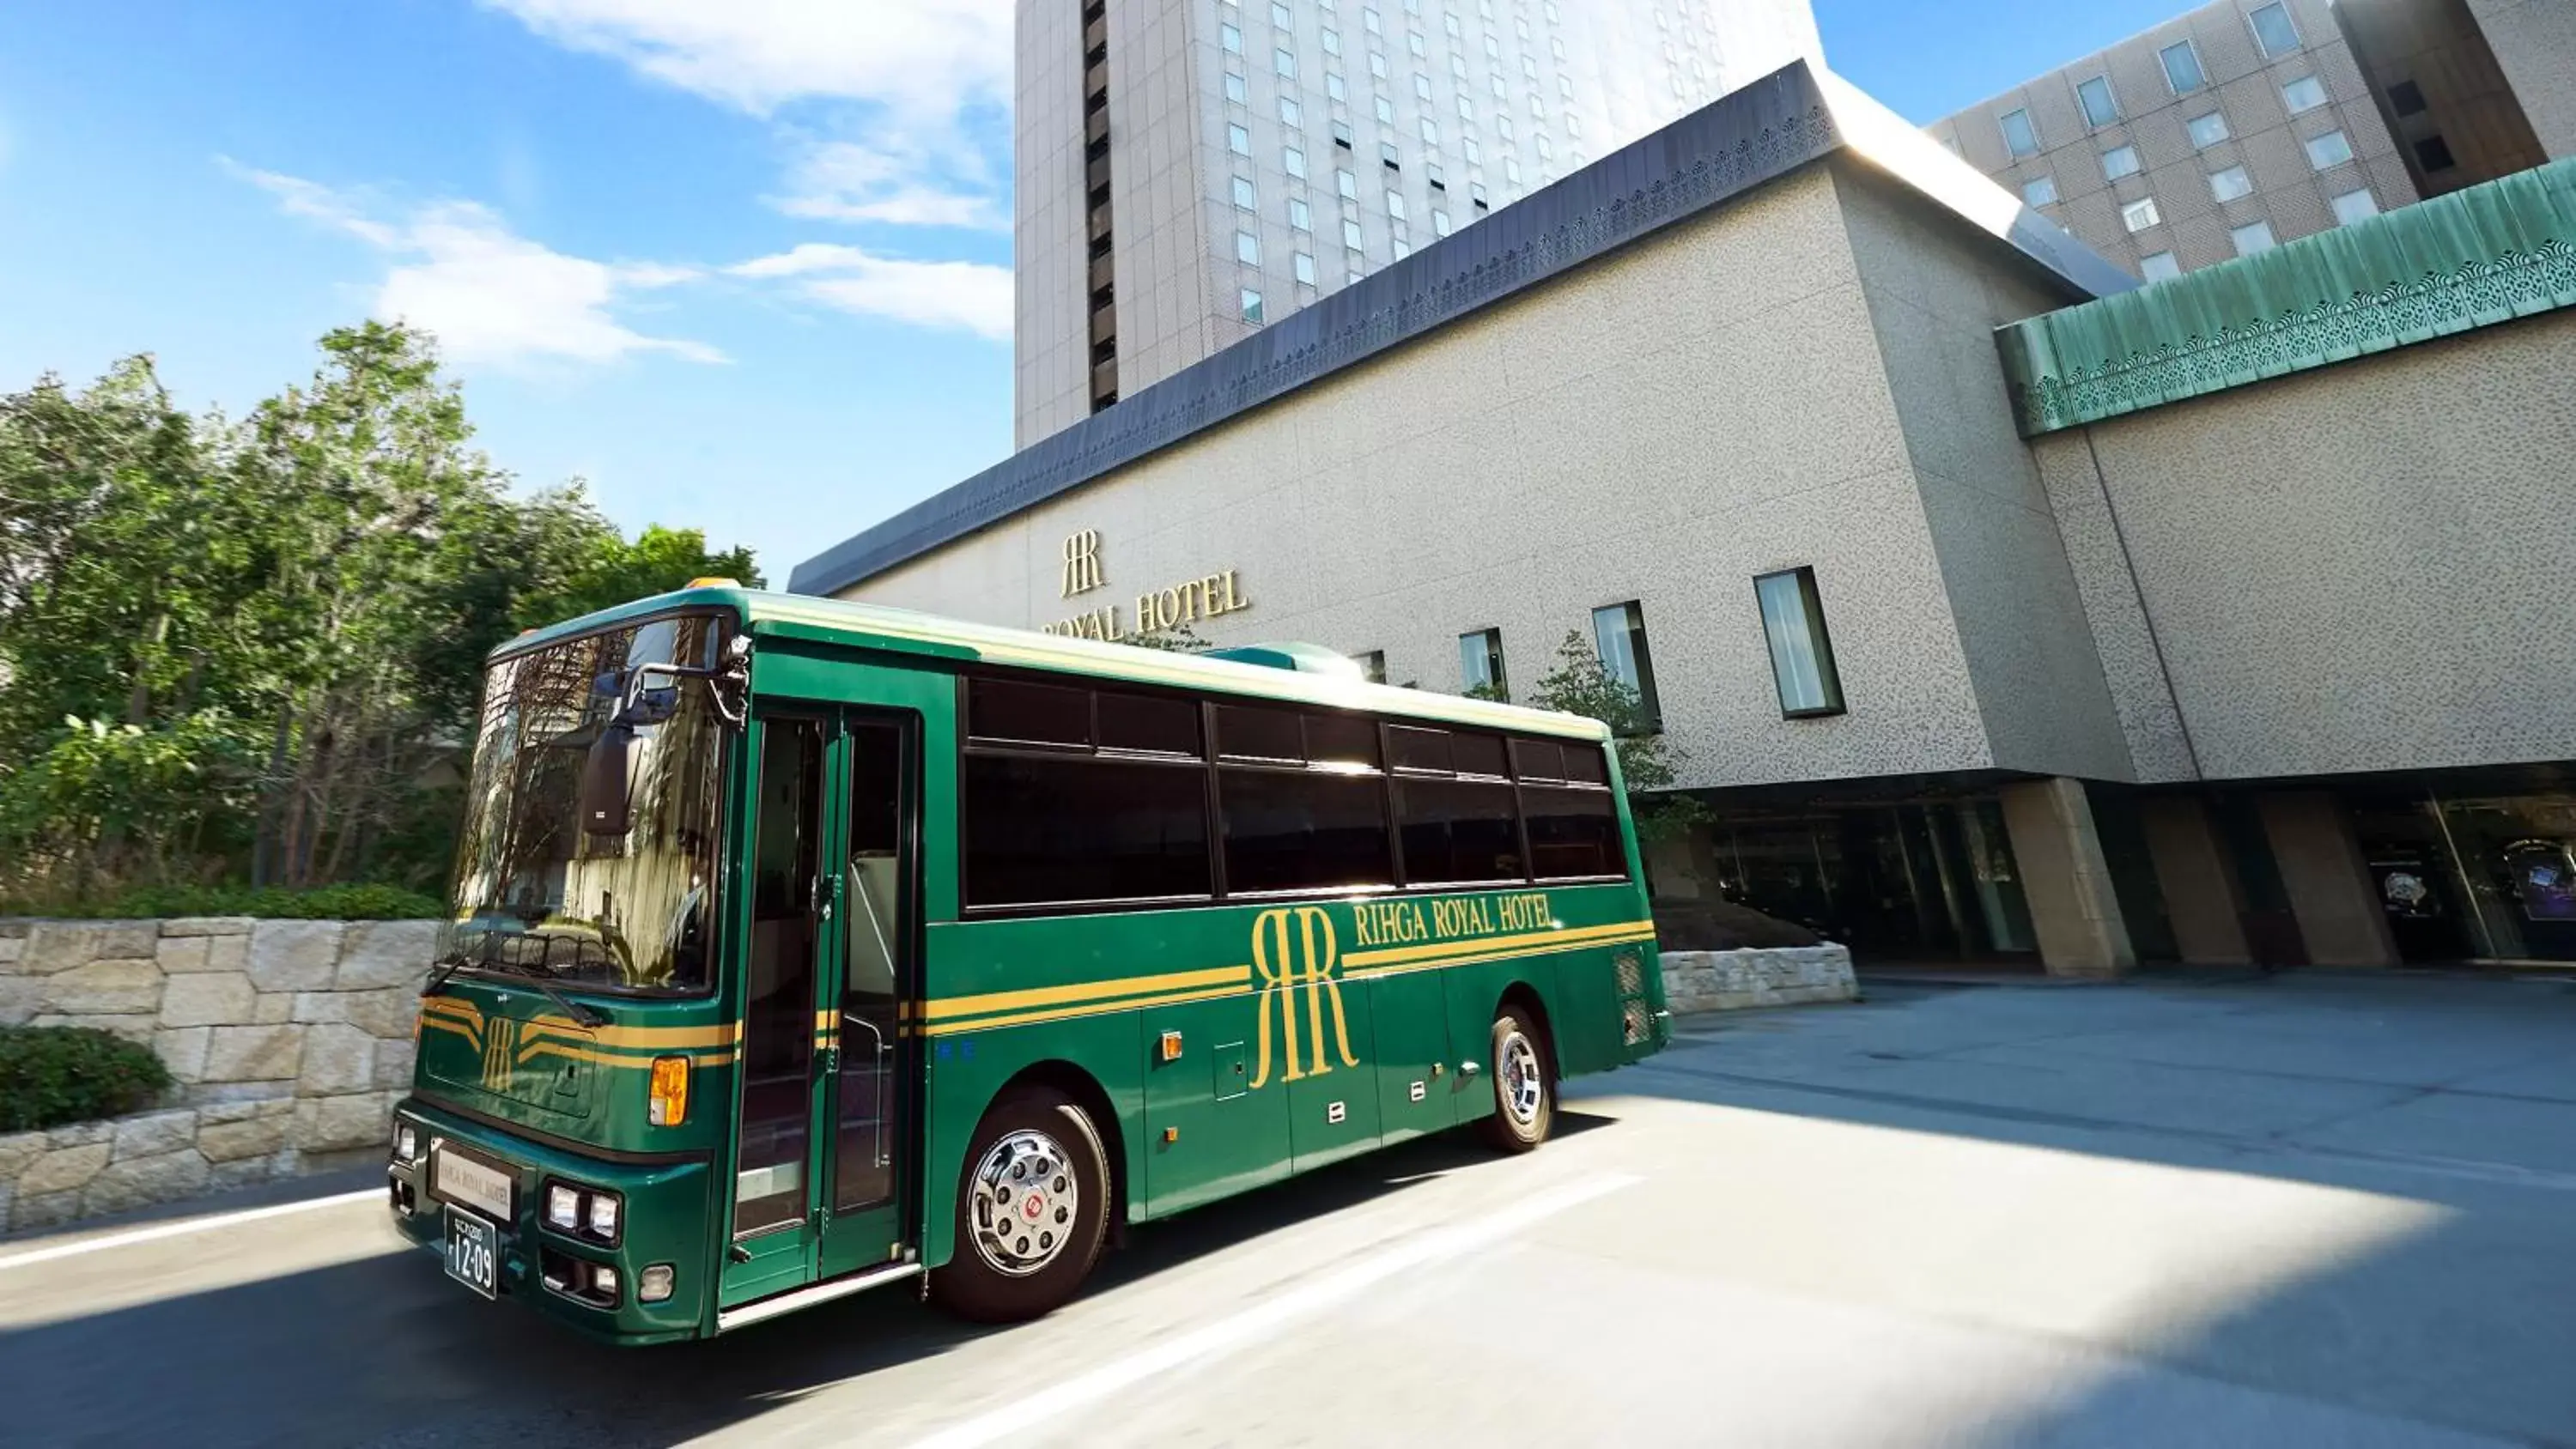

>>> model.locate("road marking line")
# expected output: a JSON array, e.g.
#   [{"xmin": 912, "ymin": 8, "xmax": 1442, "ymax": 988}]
[
  {"xmin": 904, "ymin": 1171, "xmax": 1642, "ymax": 1449},
  {"xmin": 0, "ymin": 1187, "xmax": 386, "ymax": 1273}
]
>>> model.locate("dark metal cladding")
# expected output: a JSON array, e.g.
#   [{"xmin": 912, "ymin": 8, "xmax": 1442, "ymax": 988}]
[{"xmin": 788, "ymin": 60, "xmax": 2112, "ymax": 598}]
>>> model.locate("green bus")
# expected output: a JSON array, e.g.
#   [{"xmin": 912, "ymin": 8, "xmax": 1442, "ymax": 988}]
[{"xmin": 386, "ymin": 584, "xmax": 1669, "ymax": 1342}]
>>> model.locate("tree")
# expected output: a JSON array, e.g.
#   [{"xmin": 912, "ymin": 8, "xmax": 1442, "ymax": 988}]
[
  {"xmin": 0, "ymin": 324, "xmax": 766, "ymax": 907},
  {"xmin": 1515, "ymin": 630, "xmax": 1706, "ymax": 843}
]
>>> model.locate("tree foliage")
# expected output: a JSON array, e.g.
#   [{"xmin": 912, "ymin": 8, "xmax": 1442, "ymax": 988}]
[
  {"xmin": 1515, "ymin": 630, "xmax": 1706, "ymax": 842},
  {"xmin": 0, "ymin": 324, "xmax": 762, "ymax": 909}
]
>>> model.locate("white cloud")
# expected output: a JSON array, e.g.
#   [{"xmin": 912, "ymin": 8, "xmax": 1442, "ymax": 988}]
[
  {"xmin": 233, "ymin": 163, "xmax": 724, "ymax": 368},
  {"xmin": 770, "ymin": 138, "xmax": 1005, "ymax": 231},
  {"xmin": 730, "ymin": 243, "xmax": 1010, "ymax": 340},
  {"xmin": 477, "ymin": 0, "xmax": 1012, "ymax": 117}
]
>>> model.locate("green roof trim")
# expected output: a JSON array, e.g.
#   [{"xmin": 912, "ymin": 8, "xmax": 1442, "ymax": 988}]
[{"xmin": 1998, "ymin": 159, "xmax": 2576, "ymax": 436}]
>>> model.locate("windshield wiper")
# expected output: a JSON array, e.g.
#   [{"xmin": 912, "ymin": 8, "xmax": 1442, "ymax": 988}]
[{"xmin": 490, "ymin": 958, "xmax": 611, "ymax": 1028}]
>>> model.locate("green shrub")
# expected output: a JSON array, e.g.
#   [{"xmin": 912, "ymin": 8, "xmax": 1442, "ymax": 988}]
[
  {"xmin": 2, "ymin": 882, "xmax": 444, "ymax": 922},
  {"xmin": 0, "ymin": 1026, "xmax": 176, "ymax": 1133}
]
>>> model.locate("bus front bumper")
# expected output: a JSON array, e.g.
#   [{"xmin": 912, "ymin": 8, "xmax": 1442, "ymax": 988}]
[{"xmin": 386, "ymin": 1097, "xmax": 715, "ymax": 1344}]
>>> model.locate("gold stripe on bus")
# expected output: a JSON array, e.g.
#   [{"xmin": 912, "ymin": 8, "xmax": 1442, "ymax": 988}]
[
  {"xmin": 515, "ymin": 1040, "xmax": 741, "ymax": 1070},
  {"xmin": 1344, "ymin": 927, "xmax": 1656, "ymax": 981},
  {"xmin": 1340, "ymin": 919, "xmax": 1654, "ymax": 973},
  {"xmin": 519, "ymin": 1017, "xmax": 744, "ymax": 1050},
  {"xmin": 420, "ymin": 1015, "xmax": 481, "ymax": 1052},
  {"xmin": 920, "ymin": 980, "xmax": 1256, "ymax": 1037},
  {"xmin": 923, "ymin": 964, "xmax": 1253, "ymax": 1022}
]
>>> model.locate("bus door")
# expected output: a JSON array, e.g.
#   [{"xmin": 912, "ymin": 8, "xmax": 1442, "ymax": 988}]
[{"xmin": 722, "ymin": 706, "xmax": 920, "ymax": 1308}]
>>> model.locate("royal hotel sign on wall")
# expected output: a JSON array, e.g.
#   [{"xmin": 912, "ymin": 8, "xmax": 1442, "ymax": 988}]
[{"xmin": 1042, "ymin": 529, "xmax": 1250, "ymax": 640}]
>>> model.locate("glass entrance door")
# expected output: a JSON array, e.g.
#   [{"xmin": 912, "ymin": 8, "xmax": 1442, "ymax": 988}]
[{"xmin": 815, "ymin": 714, "xmax": 916, "ymax": 1279}]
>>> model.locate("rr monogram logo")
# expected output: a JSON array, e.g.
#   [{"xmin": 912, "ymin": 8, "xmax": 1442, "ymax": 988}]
[
  {"xmin": 1060, "ymin": 529, "xmax": 1104, "ymax": 597},
  {"xmin": 480, "ymin": 1016, "xmax": 518, "ymax": 1091},
  {"xmin": 1249, "ymin": 906, "xmax": 1358, "ymax": 1088}
]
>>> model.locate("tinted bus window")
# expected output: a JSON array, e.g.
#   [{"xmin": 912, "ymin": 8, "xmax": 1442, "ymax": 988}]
[
  {"xmin": 963, "ymin": 755, "xmax": 1212, "ymax": 906},
  {"xmin": 1558, "ymin": 742, "xmax": 1610, "ymax": 785},
  {"xmin": 969, "ymin": 678, "xmax": 1091, "ymax": 749},
  {"xmin": 1510, "ymin": 737, "xmax": 1562, "ymax": 781},
  {"xmin": 1523, "ymin": 785, "xmax": 1622, "ymax": 878},
  {"xmin": 1303, "ymin": 712, "xmax": 1379, "ymax": 769},
  {"xmin": 1387, "ymin": 724, "xmax": 1450, "ymax": 773},
  {"xmin": 1219, "ymin": 769, "xmax": 1393, "ymax": 893},
  {"xmin": 1097, "ymin": 690, "xmax": 1201, "ymax": 756},
  {"xmin": 1449, "ymin": 731, "xmax": 1508, "ymax": 778},
  {"xmin": 1394, "ymin": 777, "xmax": 1523, "ymax": 883},
  {"xmin": 1215, "ymin": 702, "xmax": 1304, "ymax": 762}
]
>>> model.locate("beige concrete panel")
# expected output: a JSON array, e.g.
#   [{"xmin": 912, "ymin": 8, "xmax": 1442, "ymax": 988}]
[
  {"xmin": 2081, "ymin": 308, "xmax": 2576, "ymax": 779},
  {"xmin": 2026, "ymin": 435, "xmax": 2197, "ymax": 785},
  {"xmin": 2257, "ymin": 791, "xmax": 2400, "ymax": 967},
  {"xmin": 2468, "ymin": 0, "xmax": 2576, "ymax": 159}
]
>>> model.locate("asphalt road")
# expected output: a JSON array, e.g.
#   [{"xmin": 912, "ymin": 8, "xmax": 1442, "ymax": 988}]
[{"xmin": 6, "ymin": 971, "xmax": 2575, "ymax": 1448}]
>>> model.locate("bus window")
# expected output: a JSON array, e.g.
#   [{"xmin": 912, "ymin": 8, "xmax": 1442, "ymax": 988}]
[
  {"xmin": 1394, "ymin": 776, "xmax": 1524, "ymax": 884},
  {"xmin": 1510, "ymin": 737, "xmax": 1564, "ymax": 783},
  {"xmin": 969, "ymin": 677, "xmax": 1091, "ymax": 749},
  {"xmin": 1217, "ymin": 767, "xmax": 1394, "ymax": 893},
  {"xmin": 962, "ymin": 754, "xmax": 1212, "ymax": 906},
  {"xmin": 1449, "ymin": 731, "xmax": 1509, "ymax": 779},
  {"xmin": 1214, "ymin": 702, "xmax": 1305, "ymax": 763},
  {"xmin": 1097, "ymin": 689, "xmax": 1201, "ymax": 756},
  {"xmin": 1303, "ymin": 712, "xmax": 1380, "ymax": 770},
  {"xmin": 1524, "ymin": 785, "xmax": 1623, "ymax": 879}
]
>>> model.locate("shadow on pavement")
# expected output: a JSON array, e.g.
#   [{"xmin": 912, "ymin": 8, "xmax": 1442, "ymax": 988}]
[
  {"xmin": 0, "ymin": 1125, "xmax": 1557, "ymax": 1448},
  {"xmin": 1613, "ymin": 974, "xmax": 2576, "ymax": 1445}
]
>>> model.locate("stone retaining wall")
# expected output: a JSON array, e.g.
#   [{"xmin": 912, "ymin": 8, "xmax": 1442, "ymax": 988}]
[
  {"xmin": 1662, "ymin": 944, "xmax": 1857, "ymax": 1015},
  {"xmin": 0, "ymin": 917, "xmax": 435, "ymax": 1233}
]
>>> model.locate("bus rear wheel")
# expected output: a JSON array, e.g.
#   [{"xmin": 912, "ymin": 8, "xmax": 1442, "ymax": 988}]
[
  {"xmin": 930, "ymin": 1085, "xmax": 1111, "ymax": 1323},
  {"xmin": 1473, "ymin": 1003, "xmax": 1555, "ymax": 1154}
]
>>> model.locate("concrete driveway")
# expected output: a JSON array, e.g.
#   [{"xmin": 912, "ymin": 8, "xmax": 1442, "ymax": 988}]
[{"xmin": 3, "ymin": 970, "xmax": 2572, "ymax": 1446}]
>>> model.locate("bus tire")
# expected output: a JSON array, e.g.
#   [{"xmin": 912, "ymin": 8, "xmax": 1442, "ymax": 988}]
[
  {"xmin": 930, "ymin": 1085, "xmax": 1112, "ymax": 1323},
  {"xmin": 1473, "ymin": 1003, "xmax": 1554, "ymax": 1154}
]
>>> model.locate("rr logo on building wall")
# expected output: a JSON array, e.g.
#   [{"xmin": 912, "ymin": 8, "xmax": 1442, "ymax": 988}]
[
  {"xmin": 1060, "ymin": 529, "xmax": 1105, "ymax": 597},
  {"xmin": 1249, "ymin": 906, "xmax": 1359, "ymax": 1088}
]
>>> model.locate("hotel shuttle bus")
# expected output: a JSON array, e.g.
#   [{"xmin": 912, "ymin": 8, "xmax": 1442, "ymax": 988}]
[{"xmin": 386, "ymin": 584, "xmax": 1669, "ymax": 1342}]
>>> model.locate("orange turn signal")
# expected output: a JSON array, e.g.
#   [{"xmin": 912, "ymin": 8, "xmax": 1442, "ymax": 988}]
[{"xmin": 648, "ymin": 1056, "xmax": 690, "ymax": 1126}]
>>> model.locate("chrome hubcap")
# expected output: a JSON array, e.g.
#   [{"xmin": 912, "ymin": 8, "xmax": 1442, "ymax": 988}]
[
  {"xmin": 969, "ymin": 1128, "xmax": 1079, "ymax": 1276},
  {"xmin": 1500, "ymin": 1029, "xmax": 1545, "ymax": 1126}
]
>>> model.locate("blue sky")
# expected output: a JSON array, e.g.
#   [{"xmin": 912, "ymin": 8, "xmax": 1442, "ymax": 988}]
[{"xmin": 0, "ymin": 0, "xmax": 2190, "ymax": 582}]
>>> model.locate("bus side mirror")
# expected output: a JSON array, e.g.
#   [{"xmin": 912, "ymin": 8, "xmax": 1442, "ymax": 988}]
[{"xmin": 582, "ymin": 722, "xmax": 639, "ymax": 836}]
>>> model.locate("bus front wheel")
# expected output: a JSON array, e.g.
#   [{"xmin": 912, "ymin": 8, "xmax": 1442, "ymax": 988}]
[
  {"xmin": 931, "ymin": 1085, "xmax": 1112, "ymax": 1323},
  {"xmin": 1473, "ymin": 1004, "xmax": 1555, "ymax": 1153}
]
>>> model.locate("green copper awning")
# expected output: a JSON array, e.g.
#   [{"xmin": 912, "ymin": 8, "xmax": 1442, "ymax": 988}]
[{"xmin": 1998, "ymin": 158, "xmax": 2576, "ymax": 436}]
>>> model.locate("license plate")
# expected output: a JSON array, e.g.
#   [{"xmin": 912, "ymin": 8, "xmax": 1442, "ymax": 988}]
[
  {"xmin": 445, "ymin": 1207, "xmax": 499, "ymax": 1300},
  {"xmin": 433, "ymin": 1146, "xmax": 514, "ymax": 1222}
]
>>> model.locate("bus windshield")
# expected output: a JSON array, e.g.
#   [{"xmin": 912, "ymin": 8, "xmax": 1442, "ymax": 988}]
[{"xmin": 438, "ymin": 611, "xmax": 731, "ymax": 995}]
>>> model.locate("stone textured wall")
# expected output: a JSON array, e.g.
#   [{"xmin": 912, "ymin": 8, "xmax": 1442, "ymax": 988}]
[
  {"xmin": 0, "ymin": 917, "xmax": 434, "ymax": 1233},
  {"xmin": 1662, "ymin": 944, "xmax": 1857, "ymax": 1015}
]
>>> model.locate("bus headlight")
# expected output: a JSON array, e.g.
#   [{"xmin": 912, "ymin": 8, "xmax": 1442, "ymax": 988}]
[
  {"xmin": 546, "ymin": 1183, "xmax": 582, "ymax": 1230},
  {"xmin": 639, "ymin": 1264, "xmax": 676, "ymax": 1303},
  {"xmin": 648, "ymin": 1056, "xmax": 690, "ymax": 1126},
  {"xmin": 586, "ymin": 1191, "xmax": 621, "ymax": 1240}
]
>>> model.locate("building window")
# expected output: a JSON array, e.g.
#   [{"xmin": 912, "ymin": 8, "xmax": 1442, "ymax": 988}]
[
  {"xmin": 2122, "ymin": 196, "xmax": 2162, "ymax": 233},
  {"xmin": 2306, "ymin": 129, "xmax": 2354, "ymax": 170},
  {"xmin": 1225, "ymin": 70, "xmax": 1249, "ymax": 104},
  {"xmin": 1236, "ymin": 229, "xmax": 1261, "ymax": 264},
  {"xmin": 2415, "ymin": 134, "xmax": 2458, "ymax": 172},
  {"xmin": 1241, "ymin": 288, "xmax": 1266, "ymax": 323},
  {"xmin": 2331, "ymin": 186, "xmax": 2379, "ymax": 225},
  {"xmin": 2282, "ymin": 76, "xmax": 2326, "ymax": 114},
  {"xmin": 2102, "ymin": 144, "xmax": 2142, "ymax": 180},
  {"xmin": 1375, "ymin": 94, "xmax": 1395, "ymax": 123},
  {"xmin": 1221, "ymin": 21, "xmax": 1243, "ymax": 52},
  {"xmin": 1272, "ymin": 1, "xmax": 1292, "ymax": 27},
  {"xmin": 1458, "ymin": 629, "xmax": 1507, "ymax": 700},
  {"xmin": 1354, "ymin": 651, "xmax": 1386, "ymax": 684},
  {"xmin": 2022, "ymin": 175, "xmax": 2057, "ymax": 207},
  {"xmin": 1275, "ymin": 46, "xmax": 1297, "ymax": 78},
  {"xmin": 1279, "ymin": 95, "xmax": 1303, "ymax": 126},
  {"xmin": 1384, "ymin": 188, "xmax": 1406, "ymax": 220},
  {"xmin": 2389, "ymin": 80, "xmax": 2427, "ymax": 117},
  {"xmin": 1431, "ymin": 208, "xmax": 1451, "ymax": 236},
  {"xmin": 1231, "ymin": 175, "xmax": 1258, "ymax": 209},
  {"xmin": 1289, "ymin": 197, "xmax": 1311, "ymax": 230},
  {"xmin": 2249, "ymin": 2, "xmax": 2300, "ymax": 58},
  {"xmin": 1342, "ymin": 216, "xmax": 1364, "ymax": 248},
  {"xmin": 2076, "ymin": 75, "xmax": 2119, "ymax": 127},
  {"xmin": 1228, "ymin": 124, "xmax": 1252, "ymax": 155},
  {"xmin": 1753, "ymin": 569, "xmax": 1844, "ymax": 719},
  {"xmin": 1590, "ymin": 602, "xmax": 1662, "ymax": 731},
  {"xmin": 2140, "ymin": 251, "xmax": 2181, "ymax": 282},
  {"xmin": 2160, "ymin": 39, "xmax": 2205, "ymax": 94},
  {"xmin": 1285, "ymin": 145, "xmax": 1308, "ymax": 178},
  {"xmin": 1337, "ymin": 167, "xmax": 1358, "ymax": 198},
  {"xmin": 1331, "ymin": 119, "xmax": 1353, "ymax": 149},
  {"xmin": 1322, "ymin": 27, "xmax": 1341, "ymax": 54},
  {"xmin": 1999, "ymin": 106, "xmax": 2040, "ymax": 159},
  {"xmin": 2208, "ymin": 165, "xmax": 2253, "ymax": 202},
  {"xmin": 1327, "ymin": 70, "xmax": 1346, "ymax": 100},
  {"xmin": 2230, "ymin": 220, "xmax": 2276, "ymax": 255},
  {"xmin": 2187, "ymin": 111, "xmax": 2230, "ymax": 149},
  {"xmin": 1294, "ymin": 250, "xmax": 1318, "ymax": 285}
]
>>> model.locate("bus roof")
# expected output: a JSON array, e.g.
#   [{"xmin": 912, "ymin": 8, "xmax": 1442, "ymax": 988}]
[{"xmin": 499, "ymin": 585, "xmax": 1613, "ymax": 743}]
